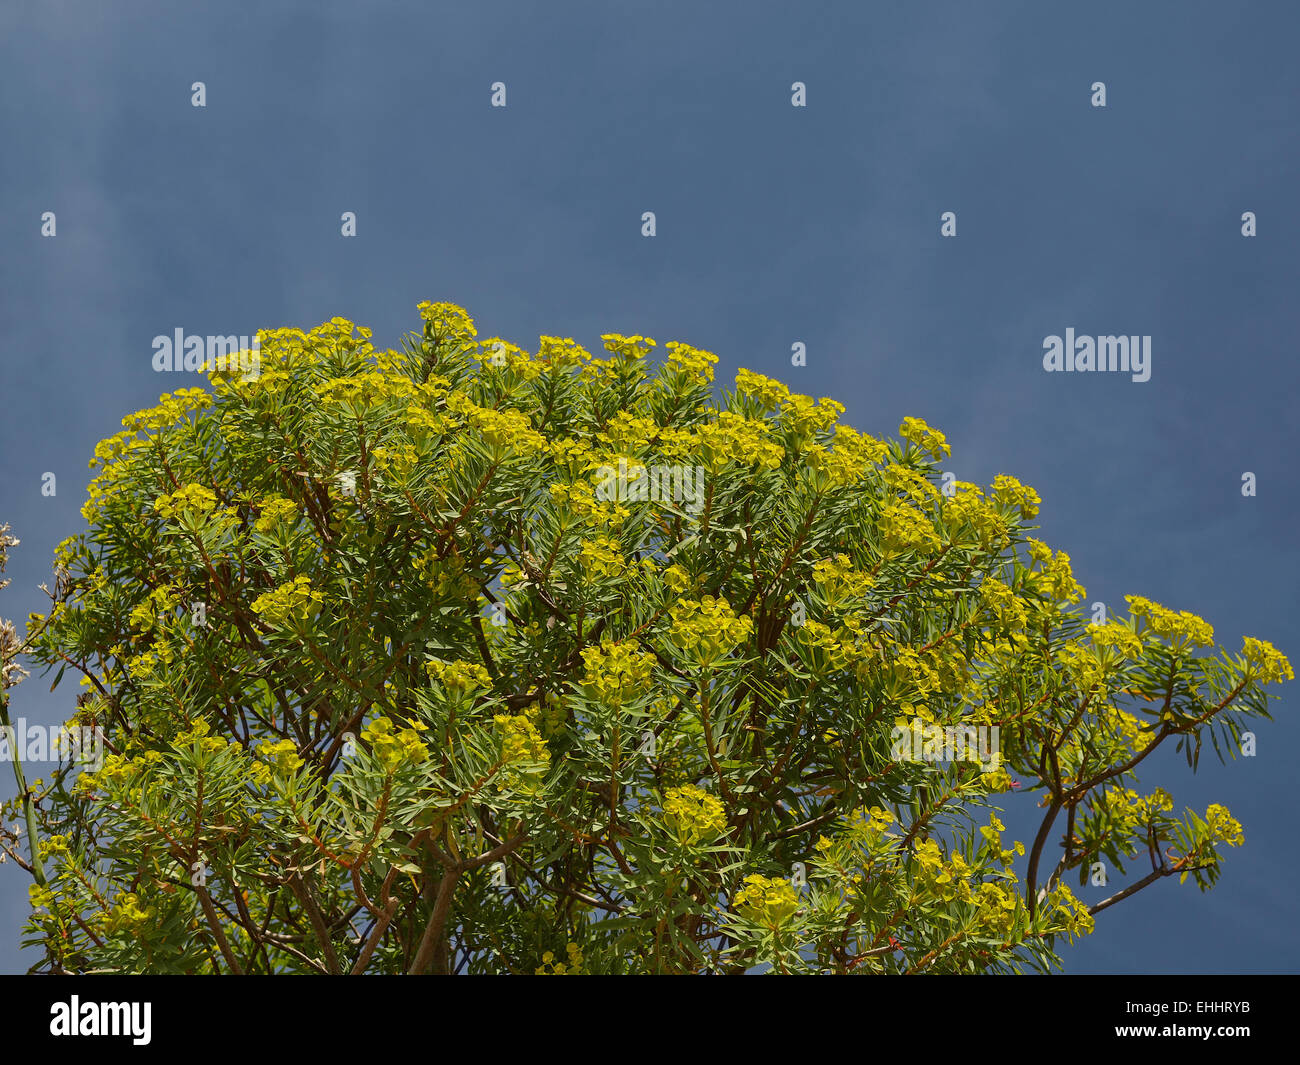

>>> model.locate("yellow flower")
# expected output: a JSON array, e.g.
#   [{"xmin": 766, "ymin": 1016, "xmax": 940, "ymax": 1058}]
[
  {"xmin": 781, "ymin": 394, "xmax": 844, "ymax": 438},
  {"xmin": 104, "ymin": 891, "xmax": 157, "ymax": 935},
  {"xmin": 668, "ymin": 596, "xmax": 753, "ymax": 666},
  {"xmin": 535, "ymin": 941, "xmax": 585, "ymax": 974},
  {"xmin": 1204, "ymin": 803, "xmax": 1244, "ymax": 847},
  {"xmin": 899, "ymin": 416, "xmax": 950, "ymax": 460},
  {"xmin": 735, "ymin": 369, "xmax": 790, "ymax": 410},
  {"xmin": 493, "ymin": 711, "xmax": 550, "ymax": 786},
  {"xmin": 1044, "ymin": 882, "xmax": 1094, "ymax": 939},
  {"xmin": 417, "ymin": 301, "xmax": 478, "ymax": 341},
  {"xmin": 878, "ymin": 501, "xmax": 941, "ymax": 556},
  {"xmin": 1125, "ymin": 596, "xmax": 1213, "ymax": 648},
  {"xmin": 318, "ymin": 371, "xmax": 417, "ymax": 410},
  {"xmin": 153, "ymin": 483, "xmax": 218, "ymax": 520},
  {"xmin": 990, "ymin": 474, "xmax": 1040, "ymax": 519},
  {"xmin": 361, "ymin": 716, "xmax": 428, "ymax": 772},
  {"xmin": 663, "ymin": 785, "xmax": 727, "ymax": 846},
  {"xmin": 550, "ymin": 480, "xmax": 629, "ymax": 530},
  {"xmin": 1241, "ymin": 637, "xmax": 1292, "ymax": 684},
  {"xmin": 664, "ymin": 341, "xmax": 719, "ymax": 383},
  {"xmin": 734, "ymin": 874, "xmax": 800, "ymax": 926},
  {"xmin": 426, "ymin": 658, "xmax": 493, "ymax": 693},
  {"xmin": 1089, "ymin": 620, "xmax": 1143, "ymax": 659},
  {"xmin": 914, "ymin": 838, "xmax": 944, "ymax": 874},
  {"xmin": 677, "ymin": 413, "xmax": 783, "ymax": 473},
  {"xmin": 443, "ymin": 392, "xmax": 545, "ymax": 451},
  {"xmin": 581, "ymin": 640, "xmax": 656, "ymax": 707},
  {"xmin": 663, "ymin": 564, "xmax": 692, "ymax": 593},
  {"xmin": 254, "ymin": 496, "xmax": 299, "ymax": 534},
  {"xmin": 811, "ymin": 553, "xmax": 874, "ymax": 603},
  {"xmin": 259, "ymin": 738, "xmax": 303, "ymax": 775},
  {"xmin": 1032, "ymin": 548, "xmax": 1085, "ymax": 604},
  {"xmin": 600, "ymin": 334, "xmax": 657, "ymax": 361},
  {"xmin": 250, "ymin": 576, "xmax": 323, "ymax": 628},
  {"xmin": 537, "ymin": 336, "xmax": 592, "ymax": 369},
  {"xmin": 579, "ymin": 535, "xmax": 626, "ymax": 582},
  {"xmin": 40, "ymin": 834, "xmax": 71, "ymax": 860}
]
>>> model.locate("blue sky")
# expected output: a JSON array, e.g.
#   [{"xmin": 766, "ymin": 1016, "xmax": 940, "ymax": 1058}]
[{"xmin": 1, "ymin": 0, "xmax": 1297, "ymax": 973}]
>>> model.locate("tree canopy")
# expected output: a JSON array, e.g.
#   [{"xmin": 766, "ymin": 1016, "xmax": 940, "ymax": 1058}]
[{"xmin": 2, "ymin": 302, "xmax": 1290, "ymax": 974}]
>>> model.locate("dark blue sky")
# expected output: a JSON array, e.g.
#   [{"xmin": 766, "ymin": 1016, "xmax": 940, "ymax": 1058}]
[{"xmin": 2, "ymin": 0, "xmax": 1297, "ymax": 973}]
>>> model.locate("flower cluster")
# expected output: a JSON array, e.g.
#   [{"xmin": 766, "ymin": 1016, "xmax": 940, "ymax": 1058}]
[
  {"xmin": 319, "ymin": 371, "xmax": 417, "ymax": 410},
  {"xmin": 803, "ymin": 425, "xmax": 888, "ymax": 489},
  {"xmin": 104, "ymin": 892, "xmax": 157, "ymax": 936},
  {"xmin": 259, "ymin": 738, "xmax": 304, "ymax": 776},
  {"xmin": 550, "ymin": 480, "xmax": 629, "ymax": 529},
  {"xmin": 1204, "ymin": 803, "xmax": 1244, "ymax": 847},
  {"xmin": 813, "ymin": 806, "xmax": 898, "ymax": 899},
  {"xmin": 978, "ymin": 578, "xmax": 1027, "ymax": 631},
  {"xmin": 120, "ymin": 388, "xmax": 213, "ymax": 435},
  {"xmin": 880, "ymin": 463, "xmax": 939, "ymax": 504},
  {"xmin": 1102, "ymin": 786, "xmax": 1174, "ymax": 836},
  {"xmin": 661, "ymin": 413, "xmax": 783, "ymax": 474},
  {"xmin": 361, "ymin": 716, "xmax": 428, "ymax": 773},
  {"xmin": 1241, "ymin": 637, "xmax": 1293, "ymax": 684},
  {"xmin": 780, "ymin": 394, "xmax": 844, "ymax": 438},
  {"xmin": 989, "ymin": 474, "xmax": 1040, "ymax": 519},
  {"xmin": 973, "ymin": 880, "xmax": 1021, "ymax": 938},
  {"xmin": 940, "ymin": 481, "xmax": 1011, "ymax": 549},
  {"xmin": 662, "ymin": 564, "xmax": 693, "ymax": 593},
  {"xmin": 426, "ymin": 658, "xmax": 493, "ymax": 693},
  {"xmin": 1041, "ymin": 882, "xmax": 1094, "ymax": 939},
  {"xmin": 537, "ymin": 336, "xmax": 592, "ymax": 369},
  {"xmin": 664, "ymin": 341, "xmax": 719, "ymax": 383},
  {"xmin": 899, "ymin": 416, "xmax": 950, "ymax": 460},
  {"xmin": 668, "ymin": 597, "xmax": 753, "ymax": 667},
  {"xmin": 735, "ymin": 369, "xmax": 791, "ymax": 410},
  {"xmin": 578, "ymin": 535, "xmax": 626, "ymax": 581},
  {"xmin": 878, "ymin": 501, "xmax": 941, "ymax": 556},
  {"xmin": 418, "ymin": 301, "xmax": 478, "ymax": 341},
  {"xmin": 476, "ymin": 337, "xmax": 537, "ymax": 377},
  {"xmin": 534, "ymin": 942, "xmax": 584, "ymax": 975},
  {"xmin": 913, "ymin": 838, "xmax": 974, "ymax": 903},
  {"xmin": 1089, "ymin": 620, "xmax": 1143, "ymax": 659},
  {"xmin": 662, "ymin": 784, "xmax": 727, "ymax": 845},
  {"xmin": 445, "ymin": 393, "xmax": 545, "ymax": 452},
  {"xmin": 153, "ymin": 483, "xmax": 218, "ymax": 520},
  {"xmin": 599, "ymin": 411, "xmax": 658, "ymax": 453},
  {"xmin": 1125, "ymin": 596, "xmax": 1214, "ymax": 648},
  {"xmin": 254, "ymin": 495, "xmax": 299, "ymax": 534},
  {"xmin": 88, "ymin": 429, "xmax": 148, "ymax": 470},
  {"xmin": 734, "ymin": 874, "xmax": 800, "ymax": 927},
  {"xmin": 250, "ymin": 576, "xmax": 323, "ymax": 628},
  {"xmin": 600, "ymin": 334, "xmax": 657, "ymax": 361},
  {"xmin": 580, "ymin": 640, "xmax": 656, "ymax": 707},
  {"xmin": 1027, "ymin": 541, "xmax": 1085, "ymax": 604},
  {"xmin": 811, "ymin": 553, "xmax": 875, "ymax": 604},
  {"xmin": 493, "ymin": 710, "xmax": 550, "ymax": 781},
  {"xmin": 978, "ymin": 814, "xmax": 1026, "ymax": 868},
  {"xmin": 798, "ymin": 619, "xmax": 863, "ymax": 673},
  {"xmin": 128, "ymin": 583, "xmax": 180, "ymax": 633}
]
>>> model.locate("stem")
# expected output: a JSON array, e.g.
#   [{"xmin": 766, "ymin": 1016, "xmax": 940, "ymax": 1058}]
[{"xmin": 0, "ymin": 690, "xmax": 45, "ymax": 886}]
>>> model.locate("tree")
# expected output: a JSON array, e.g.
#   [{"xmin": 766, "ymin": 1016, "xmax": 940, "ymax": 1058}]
[{"xmin": 3, "ymin": 302, "xmax": 1291, "ymax": 974}]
